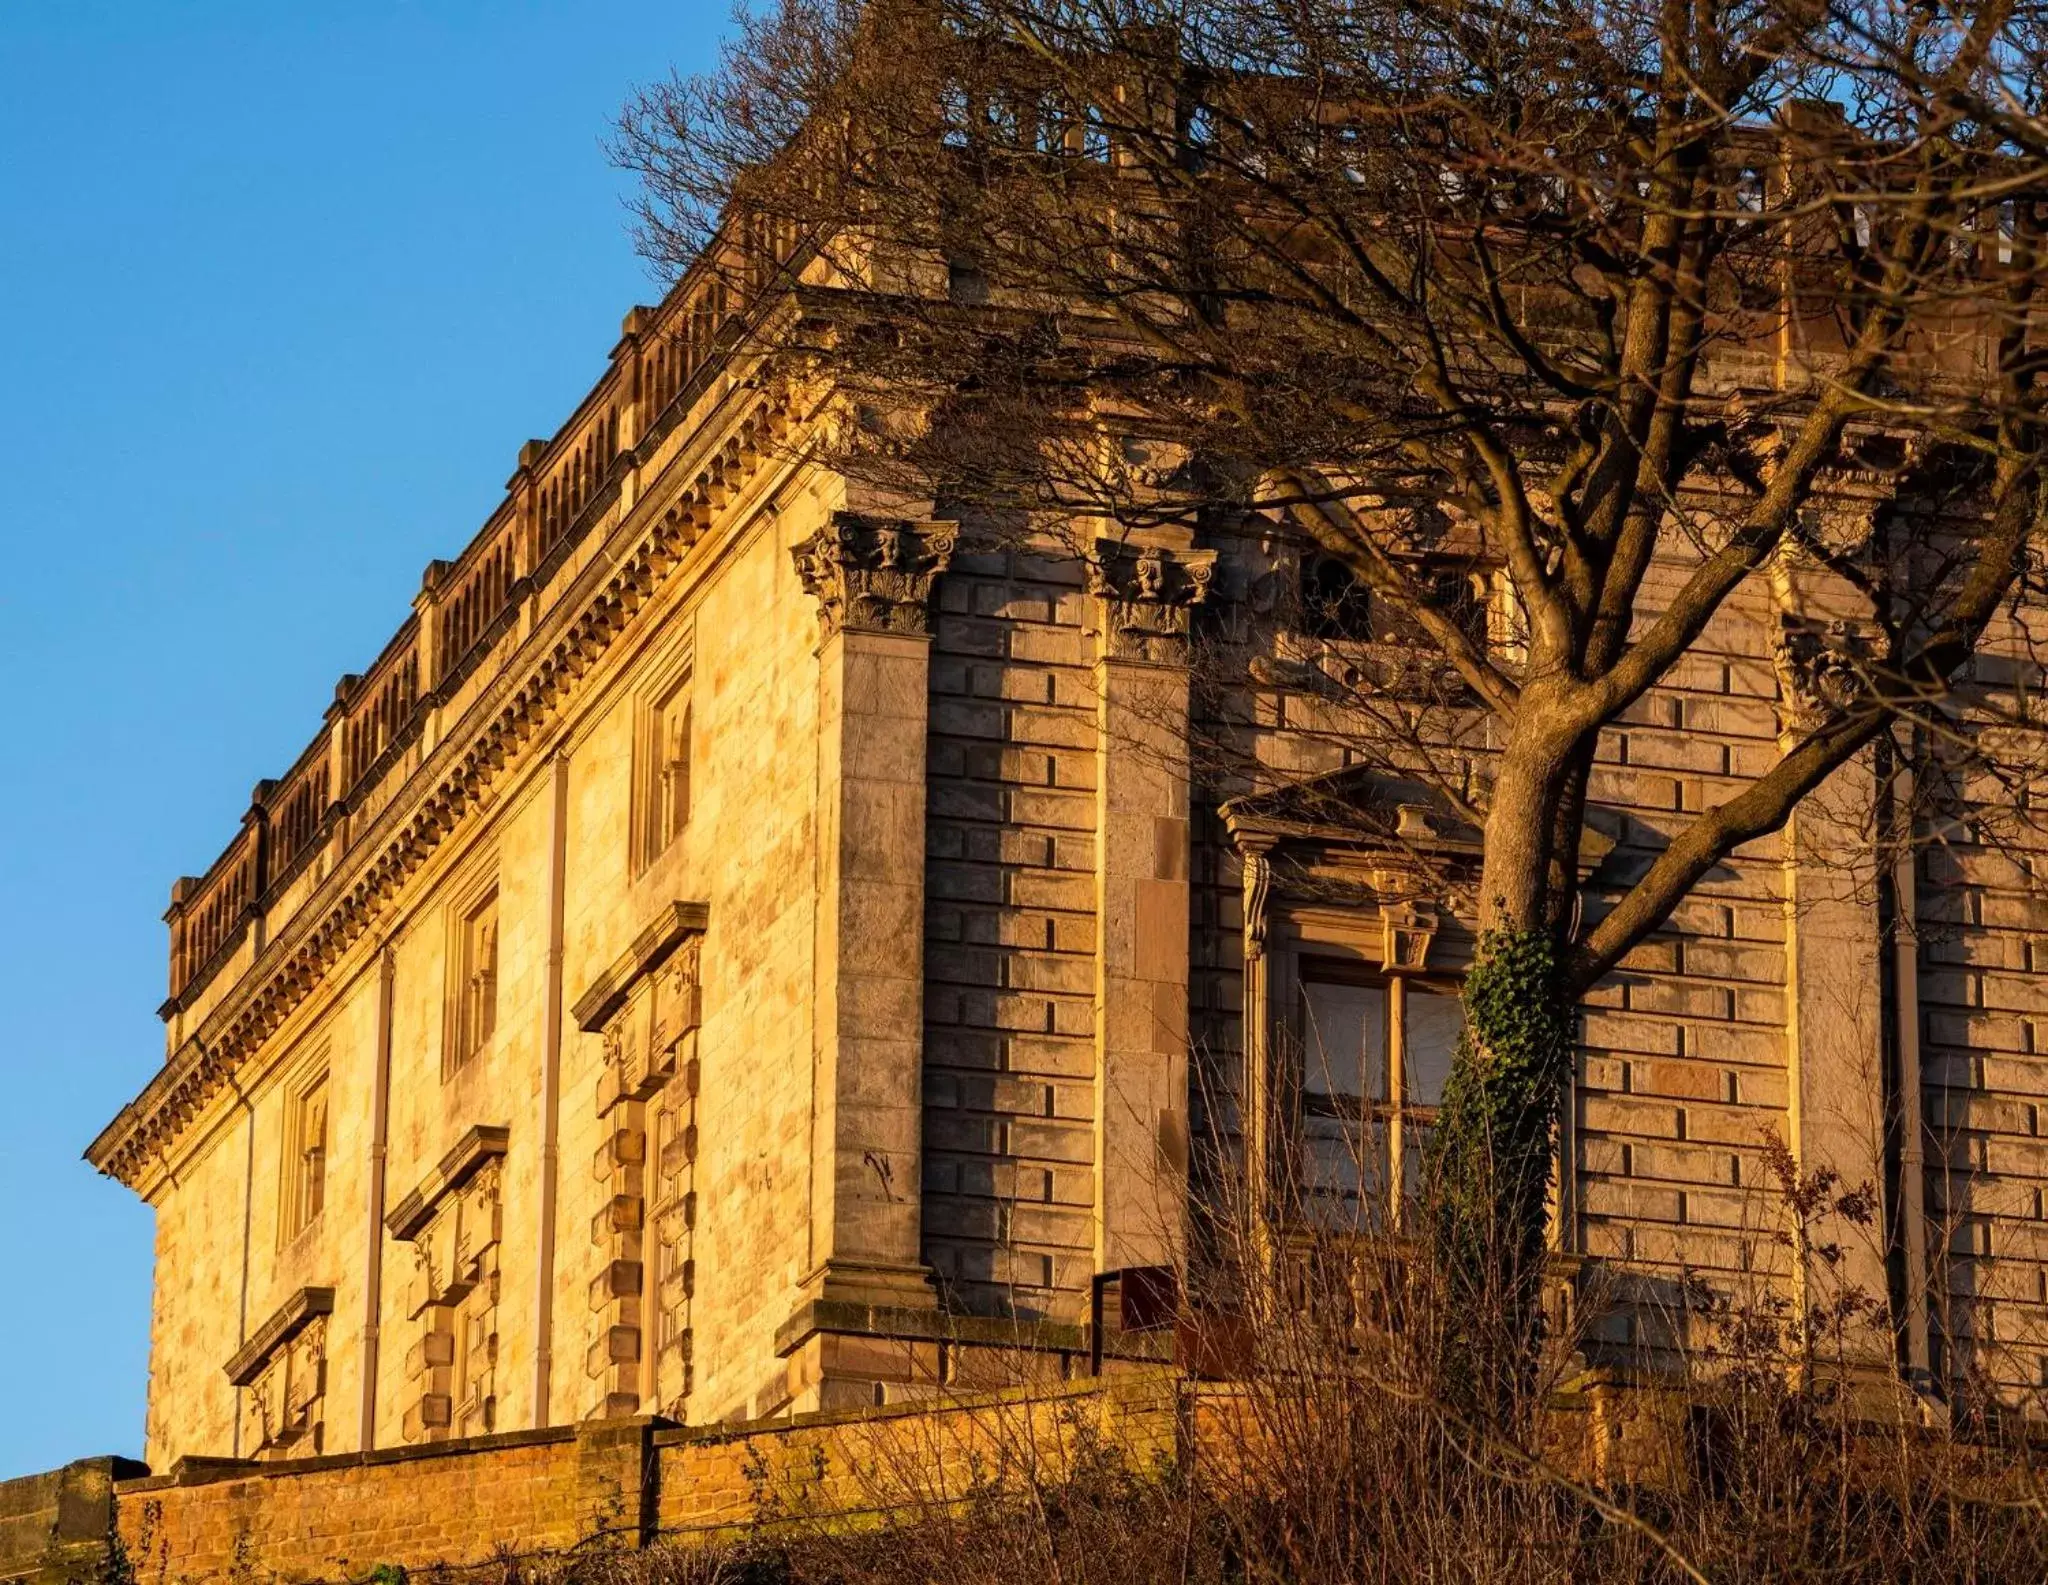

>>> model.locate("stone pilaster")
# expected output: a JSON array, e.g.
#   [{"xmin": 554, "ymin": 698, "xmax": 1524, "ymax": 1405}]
[
  {"xmin": 1087, "ymin": 540, "xmax": 1214, "ymax": 1276},
  {"xmin": 788, "ymin": 514, "xmax": 954, "ymax": 1378},
  {"xmin": 1771, "ymin": 563, "xmax": 1893, "ymax": 1338}
]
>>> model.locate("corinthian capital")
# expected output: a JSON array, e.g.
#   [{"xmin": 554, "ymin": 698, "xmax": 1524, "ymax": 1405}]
[
  {"xmin": 791, "ymin": 513, "xmax": 958, "ymax": 637},
  {"xmin": 1087, "ymin": 539, "xmax": 1219, "ymax": 663}
]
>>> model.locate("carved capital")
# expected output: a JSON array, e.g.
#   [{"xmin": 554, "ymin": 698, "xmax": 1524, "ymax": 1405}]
[
  {"xmin": 1771, "ymin": 615, "xmax": 1875, "ymax": 733},
  {"xmin": 792, "ymin": 514, "xmax": 958, "ymax": 637},
  {"xmin": 1237, "ymin": 837, "xmax": 1277, "ymax": 963},
  {"xmin": 1087, "ymin": 540, "xmax": 1218, "ymax": 663}
]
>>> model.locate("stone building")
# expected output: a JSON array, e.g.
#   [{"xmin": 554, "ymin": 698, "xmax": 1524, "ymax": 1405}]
[{"xmin": 88, "ymin": 238, "xmax": 2048, "ymax": 1474}]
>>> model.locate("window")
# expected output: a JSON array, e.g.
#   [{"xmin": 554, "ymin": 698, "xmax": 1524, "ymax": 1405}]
[
  {"xmin": 655, "ymin": 690, "xmax": 691, "ymax": 852},
  {"xmin": 280, "ymin": 1065, "xmax": 329, "ymax": 1242},
  {"xmin": 635, "ymin": 648, "xmax": 694, "ymax": 873},
  {"xmin": 1296, "ymin": 967, "xmax": 1461, "ymax": 1225},
  {"xmin": 448, "ymin": 883, "xmax": 498, "ymax": 1074}
]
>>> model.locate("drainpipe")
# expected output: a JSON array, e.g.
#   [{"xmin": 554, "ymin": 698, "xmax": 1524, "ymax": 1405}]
[
  {"xmin": 225, "ymin": 1068, "xmax": 257, "ymax": 1460},
  {"xmin": 1889, "ymin": 752, "xmax": 1934, "ymax": 1388},
  {"xmin": 359, "ymin": 944, "xmax": 396, "ymax": 1449},
  {"xmin": 533, "ymin": 755, "xmax": 570, "ymax": 1424}
]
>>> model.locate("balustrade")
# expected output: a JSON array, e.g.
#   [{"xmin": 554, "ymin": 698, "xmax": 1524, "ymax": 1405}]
[
  {"xmin": 168, "ymin": 828, "xmax": 255, "ymax": 1000},
  {"xmin": 435, "ymin": 523, "xmax": 518, "ymax": 683},
  {"xmin": 340, "ymin": 644, "xmax": 421, "ymax": 792},
  {"xmin": 161, "ymin": 231, "xmax": 778, "ymax": 1010},
  {"xmin": 267, "ymin": 754, "xmax": 331, "ymax": 885}
]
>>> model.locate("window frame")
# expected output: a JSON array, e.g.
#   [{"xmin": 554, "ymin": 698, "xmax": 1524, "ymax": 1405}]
[
  {"xmin": 444, "ymin": 868, "xmax": 500, "ymax": 1078},
  {"xmin": 278, "ymin": 1056, "xmax": 331, "ymax": 1246},
  {"xmin": 1275, "ymin": 940, "xmax": 1463, "ymax": 1231},
  {"xmin": 633, "ymin": 638, "xmax": 696, "ymax": 875}
]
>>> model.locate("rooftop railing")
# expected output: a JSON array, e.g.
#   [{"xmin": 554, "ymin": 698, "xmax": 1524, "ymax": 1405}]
[{"xmin": 162, "ymin": 232, "xmax": 788, "ymax": 1011}]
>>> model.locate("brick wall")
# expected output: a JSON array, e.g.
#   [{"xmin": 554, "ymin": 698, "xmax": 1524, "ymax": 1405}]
[
  {"xmin": 115, "ymin": 1430, "xmax": 585, "ymax": 1582},
  {"xmin": 62, "ymin": 1377, "xmax": 1186, "ymax": 1584}
]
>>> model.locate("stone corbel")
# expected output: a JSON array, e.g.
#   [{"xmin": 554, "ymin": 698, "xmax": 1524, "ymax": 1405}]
[
  {"xmin": 790, "ymin": 513, "xmax": 959, "ymax": 637},
  {"xmin": 1378, "ymin": 897, "xmax": 1440, "ymax": 972},
  {"xmin": 1241, "ymin": 838, "xmax": 1276, "ymax": 967},
  {"xmin": 1086, "ymin": 540, "xmax": 1219, "ymax": 663},
  {"xmin": 1236, "ymin": 836, "xmax": 1279, "ymax": 1226},
  {"xmin": 1372, "ymin": 806, "xmax": 1442, "ymax": 971}
]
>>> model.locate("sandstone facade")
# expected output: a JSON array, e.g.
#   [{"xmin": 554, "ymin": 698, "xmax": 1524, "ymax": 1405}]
[{"xmin": 86, "ymin": 244, "xmax": 2048, "ymax": 1476}]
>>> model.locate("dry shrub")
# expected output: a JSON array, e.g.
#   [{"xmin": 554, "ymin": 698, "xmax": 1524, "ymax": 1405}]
[{"xmin": 446, "ymin": 1137, "xmax": 2048, "ymax": 1584}]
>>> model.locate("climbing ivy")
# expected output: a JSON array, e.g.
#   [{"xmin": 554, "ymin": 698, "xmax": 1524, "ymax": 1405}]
[{"xmin": 1423, "ymin": 927, "xmax": 1575, "ymax": 1420}]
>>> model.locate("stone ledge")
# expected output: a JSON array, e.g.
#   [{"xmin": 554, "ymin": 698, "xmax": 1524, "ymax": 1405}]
[
  {"xmin": 649, "ymin": 1364, "xmax": 1183, "ymax": 1448},
  {"xmin": 224, "ymin": 1285, "xmax": 334, "ymax": 1387},
  {"xmin": 774, "ymin": 1298, "xmax": 1092, "ymax": 1359}
]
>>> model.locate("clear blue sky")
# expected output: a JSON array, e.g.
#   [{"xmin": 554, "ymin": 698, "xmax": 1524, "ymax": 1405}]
[{"xmin": 0, "ymin": 2, "xmax": 722, "ymax": 1478}]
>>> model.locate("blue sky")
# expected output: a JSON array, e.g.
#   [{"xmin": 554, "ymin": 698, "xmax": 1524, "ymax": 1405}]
[{"xmin": 0, "ymin": 2, "xmax": 723, "ymax": 1477}]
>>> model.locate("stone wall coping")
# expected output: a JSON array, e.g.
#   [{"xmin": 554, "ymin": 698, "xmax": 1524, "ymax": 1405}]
[
  {"xmin": 96, "ymin": 1374, "xmax": 1188, "ymax": 1503},
  {"xmin": 223, "ymin": 1285, "xmax": 334, "ymax": 1387},
  {"xmin": 773, "ymin": 1298, "xmax": 1093, "ymax": 1359},
  {"xmin": 654, "ymin": 1368, "xmax": 1182, "ymax": 1447},
  {"xmin": 116, "ymin": 1423, "xmax": 583, "ymax": 1494}
]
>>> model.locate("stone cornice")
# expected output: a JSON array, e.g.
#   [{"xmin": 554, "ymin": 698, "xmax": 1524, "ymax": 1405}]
[{"xmin": 87, "ymin": 375, "xmax": 801, "ymax": 1190}]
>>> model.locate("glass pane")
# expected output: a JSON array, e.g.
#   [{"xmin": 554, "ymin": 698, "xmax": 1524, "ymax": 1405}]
[
  {"xmin": 1300, "ymin": 981, "xmax": 1387, "ymax": 1100},
  {"xmin": 1301, "ymin": 1115, "xmax": 1392, "ymax": 1230},
  {"xmin": 1404, "ymin": 987, "xmax": 1463, "ymax": 1107},
  {"xmin": 1402, "ymin": 1121, "xmax": 1434, "ymax": 1208}
]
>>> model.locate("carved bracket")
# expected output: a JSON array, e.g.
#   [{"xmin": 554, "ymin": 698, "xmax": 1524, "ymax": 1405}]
[
  {"xmin": 1086, "ymin": 540, "xmax": 1218, "ymax": 663},
  {"xmin": 791, "ymin": 514, "xmax": 959, "ymax": 637}
]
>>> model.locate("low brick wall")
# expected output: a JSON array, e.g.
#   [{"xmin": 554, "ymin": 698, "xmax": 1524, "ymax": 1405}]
[
  {"xmin": 0, "ymin": 1373, "xmax": 1186, "ymax": 1585},
  {"xmin": 114, "ymin": 1429, "xmax": 589, "ymax": 1583}
]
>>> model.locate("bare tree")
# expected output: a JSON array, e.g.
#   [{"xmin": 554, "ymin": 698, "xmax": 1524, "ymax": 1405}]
[{"xmin": 617, "ymin": 0, "xmax": 2048, "ymax": 1410}]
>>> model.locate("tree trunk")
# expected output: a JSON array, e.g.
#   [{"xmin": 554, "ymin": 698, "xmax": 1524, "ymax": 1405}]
[{"xmin": 1424, "ymin": 736, "xmax": 1579, "ymax": 1423}]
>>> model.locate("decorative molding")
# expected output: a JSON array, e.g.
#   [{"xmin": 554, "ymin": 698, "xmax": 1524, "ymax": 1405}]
[
  {"xmin": 1086, "ymin": 540, "xmax": 1218, "ymax": 662},
  {"xmin": 572, "ymin": 901, "xmax": 709, "ymax": 1033},
  {"xmin": 228, "ymin": 1287, "xmax": 334, "ymax": 1461},
  {"xmin": 87, "ymin": 381, "xmax": 794, "ymax": 1191},
  {"xmin": 391, "ymin": 1135, "xmax": 507, "ymax": 1443},
  {"xmin": 1771, "ymin": 614, "xmax": 1876, "ymax": 733},
  {"xmin": 387, "ymin": 1124, "xmax": 509, "ymax": 1241},
  {"xmin": 1240, "ymin": 840, "xmax": 1276, "ymax": 964},
  {"xmin": 225, "ymin": 1286, "xmax": 334, "ymax": 1388},
  {"xmin": 577, "ymin": 901, "xmax": 707, "ymax": 1417},
  {"xmin": 790, "ymin": 513, "xmax": 958, "ymax": 637}
]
